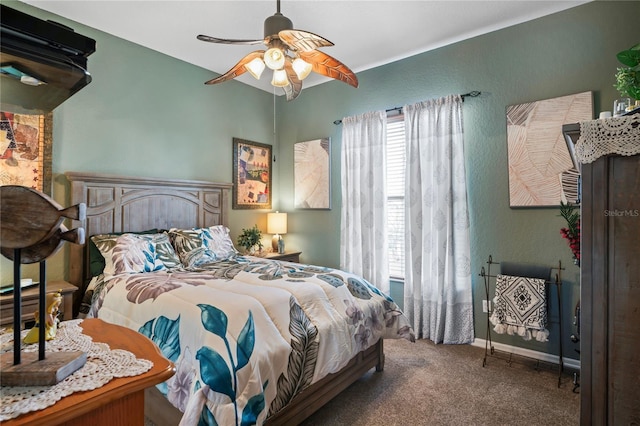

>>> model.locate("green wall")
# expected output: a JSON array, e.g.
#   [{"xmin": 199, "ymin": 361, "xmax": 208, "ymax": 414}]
[
  {"xmin": 0, "ymin": 1, "xmax": 280, "ymax": 284},
  {"xmin": 276, "ymin": 1, "xmax": 640, "ymax": 359},
  {"xmin": 2, "ymin": 1, "xmax": 639, "ymax": 360}
]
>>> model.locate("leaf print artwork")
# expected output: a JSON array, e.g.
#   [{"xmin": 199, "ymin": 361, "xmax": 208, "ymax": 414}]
[
  {"xmin": 125, "ymin": 274, "xmax": 181, "ymax": 304},
  {"xmin": 91, "ymin": 248, "xmax": 416, "ymax": 424},
  {"xmin": 139, "ymin": 315, "xmax": 182, "ymax": 362},
  {"xmin": 286, "ymin": 271, "xmax": 313, "ymax": 279},
  {"xmin": 139, "ymin": 315, "xmax": 182, "ymax": 397},
  {"xmin": 196, "ymin": 346, "xmax": 235, "ymax": 400},
  {"xmin": 112, "ymin": 233, "xmax": 164, "ymax": 274},
  {"xmin": 195, "ymin": 304, "xmax": 267, "ymax": 426},
  {"xmin": 317, "ymin": 273, "xmax": 345, "ymax": 288},
  {"xmin": 269, "ymin": 297, "xmax": 319, "ymax": 416},
  {"xmin": 347, "ymin": 277, "xmax": 372, "ymax": 299}
]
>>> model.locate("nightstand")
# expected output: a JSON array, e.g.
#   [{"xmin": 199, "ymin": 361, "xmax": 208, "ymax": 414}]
[
  {"xmin": 265, "ymin": 251, "xmax": 302, "ymax": 263},
  {"xmin": 0, "ymin": 280, "xmax": 77, "ymax": 328}
]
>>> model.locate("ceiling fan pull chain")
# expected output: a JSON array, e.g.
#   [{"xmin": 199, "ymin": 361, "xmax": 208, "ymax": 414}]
[{"xmin": 273, "ymin": 88, "xmax": 277, "ymax": 162}]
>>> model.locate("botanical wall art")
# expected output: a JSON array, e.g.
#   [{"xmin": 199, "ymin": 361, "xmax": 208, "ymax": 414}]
[
  {"xmin": 294, "ymin": 137, "xmax": 331, "ymax": 209},
  {"xmin": 506, "ymin": 91, "xmax": 592, "ymax": 207},
  {"xmin": 0, "ymin": 111, "xmax": 52, "ymax": 195},
  {"xmin": 232, "ymin": 137, "xmax": 272, "ymax": 209}
]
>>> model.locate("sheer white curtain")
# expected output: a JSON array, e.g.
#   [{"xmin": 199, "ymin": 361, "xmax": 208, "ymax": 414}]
[
  {"xmin": 403, "ymin": 95, "xmax": 474, "ymax": 344},
  {"xmin": 340, "ymin": 111, "xmax": 390, "ymax": 293}
]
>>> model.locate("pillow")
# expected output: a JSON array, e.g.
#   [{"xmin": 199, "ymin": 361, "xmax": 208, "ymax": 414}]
[
  {"xmin": 201, "ymin": 225, "xmax": 238, "ymax": 261},
  {"xmin": 110, "ymin": 233, "xmax": 165, "ymax": 275},
  {"xmin": 168, "ymin": 225, "xmax": 237, "ymax": 267},
  {"xmin": 90, "ymin": 232, "xmax": 181, "ymax": 276},
  {"xmin": 148, "ymin": 232, "xmax": 182, "ymax": 269},
  {"xmin": 89, "ymin": 229, "xmax": 158, "ymax": 277}
]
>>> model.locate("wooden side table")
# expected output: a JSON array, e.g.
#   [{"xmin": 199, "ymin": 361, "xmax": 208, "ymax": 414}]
[
  {"xmin": 3, "ymin": 318, "xmax": 175, "ymax": 426},
  {"xmin": 265, "ymin": 251, "xmax": 302, "ymax": 263},
  {"xmin": 0, "ymin": 280, "xmax": 77, "ymax": 328}
]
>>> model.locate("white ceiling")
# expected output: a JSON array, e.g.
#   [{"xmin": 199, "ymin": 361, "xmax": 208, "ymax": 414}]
[{"xmin": 23, "ymin": 0, "xmax": 589, "ymax": 94}]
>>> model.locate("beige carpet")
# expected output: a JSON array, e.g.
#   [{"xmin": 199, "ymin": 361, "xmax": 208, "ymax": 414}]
[
  {"xmin": 301, "ymin": 339, "xmax": 579, "ymax": 426},
  {"xmin": 147, "ymin": 338, "xmax": 579, "ymax": 425}
]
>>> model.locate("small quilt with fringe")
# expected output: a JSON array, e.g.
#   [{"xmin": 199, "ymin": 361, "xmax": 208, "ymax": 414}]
[{"xmin": 489, "ymin": 274, "xmax": 549, "ymax": 342}]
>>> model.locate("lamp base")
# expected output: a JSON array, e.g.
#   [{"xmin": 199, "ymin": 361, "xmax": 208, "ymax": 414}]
[{"xmin": 272, "ymin": 234, "xmax": 280, "ymax": 251}]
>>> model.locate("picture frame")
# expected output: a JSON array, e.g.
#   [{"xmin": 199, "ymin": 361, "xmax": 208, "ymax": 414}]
[
  {"xmin": 506, "ymin": 91, "xmax": 592, "ymax": 207},
  {"xmin": 232, "ymin": 137, "xmax": 272, "ymax": 209},
  {"xmin": 294, "ymin": 137, "xmax": 331, "ymax": 210},
  {"xmin": 0, "ymin": 111, "xmax": 52, "ymax": 195}
]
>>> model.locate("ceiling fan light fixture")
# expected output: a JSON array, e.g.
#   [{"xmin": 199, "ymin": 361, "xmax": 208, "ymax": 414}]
[
  {"xmin": 198, "ymin": 0, "xmax": 358, "ymax": 100},
  {"xmin": 245, "ymin": 57, "xmax": 266, "ymax": 79},
  {"xmin": 292, "ymin": 58, "xmax": 312, "ymax": 80},
  {"xmin": 264, "ymin": 47, "xmax": 286, "ymax": 70},
  {"xmin": 271, "ymin": 69, "xmax": 289, "ymax": 87}
]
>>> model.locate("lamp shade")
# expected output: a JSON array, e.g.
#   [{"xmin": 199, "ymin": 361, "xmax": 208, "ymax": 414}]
[
  {"xmin": 264, "ymin": 47, "xmax": 285, "ymax": 70},
  {"xmin": 271, "ymin": 69, "xmax": 289, "ymax": 87},
  {"xmin": 267, "ymin": 211, "xmax": 287, "ymax": 235},
  {"xmin": 245, "ymin": 57, "xmax": 265, "ymax": 79},
  {"xmin": 292, "ymin": 58, "xmax": 312, "ymax": 80}
]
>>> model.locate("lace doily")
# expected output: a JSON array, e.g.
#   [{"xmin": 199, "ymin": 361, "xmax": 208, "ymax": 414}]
[
  {"xmin": 0, "ymin": 320, "xmax": 153, "ymax": 421},
  {"xmin": 575, "ymin": 115, "xmax": 640, "ymax": 163}
]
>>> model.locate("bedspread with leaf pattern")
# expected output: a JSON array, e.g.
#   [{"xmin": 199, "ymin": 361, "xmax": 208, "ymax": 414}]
[{"xmin": 89, "ymin": 256, "xmax": 415, "ymax": 425}]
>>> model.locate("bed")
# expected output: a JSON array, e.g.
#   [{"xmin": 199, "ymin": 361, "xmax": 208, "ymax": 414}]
[{"xmin": 65, "ymin": 172, "xmax": 414, "ymax": 426}]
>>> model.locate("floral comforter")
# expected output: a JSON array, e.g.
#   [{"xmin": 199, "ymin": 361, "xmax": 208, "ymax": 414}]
[{"xmin": 85, "ymin": 256, "xmax": 414, "ymax": 425}]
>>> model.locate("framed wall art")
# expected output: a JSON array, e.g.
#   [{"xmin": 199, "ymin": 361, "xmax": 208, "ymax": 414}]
[
  {"xmin": 0, "ymin": 111, "xmax": 52, "ymax": 195},
  {"xmin": 232, "ymin": 137, "xmax": 272, "ymax": 209},
  {"xmin": 294, "ymin": 137, "xmax": 331, "ymax": 210},
  {"xmin": 506, "ymin": 91, "xmax": 592, "ymax": 207}
]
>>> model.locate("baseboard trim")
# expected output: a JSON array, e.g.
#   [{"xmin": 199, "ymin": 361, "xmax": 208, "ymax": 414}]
[{"xmin": 472, "ymin": 338, "xmax": 580, "ymax": 370}]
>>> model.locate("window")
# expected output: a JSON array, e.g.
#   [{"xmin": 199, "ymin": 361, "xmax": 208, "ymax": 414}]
[{"xmin": 386, "ymin": 115, "xmax": 405, "ymax": 279}]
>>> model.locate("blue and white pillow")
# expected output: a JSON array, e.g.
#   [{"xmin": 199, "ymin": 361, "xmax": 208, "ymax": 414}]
[
  {"xmin": 168, "ymin": 225, "xmax": 238, "ymax": 267},
  {"xmin": 91, "ymin": 233, "xmax": 180, "ymax": 276}
]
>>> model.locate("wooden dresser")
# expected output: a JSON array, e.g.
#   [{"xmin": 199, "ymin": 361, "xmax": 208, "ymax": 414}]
[
  {"xmin": 3, "ymin": 319, "xmax": 175, "ymax": 426},
  {"xmin": 579, "ymin": 134, "xmax": 640, "ymax": 424},
  {"xmin": 0, "ymin": 280, "xmax": 77, "ymax": 327}
]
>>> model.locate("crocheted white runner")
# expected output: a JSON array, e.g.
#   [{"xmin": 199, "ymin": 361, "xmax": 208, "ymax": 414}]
[
  {"xmin": 0, "ymin": 319, "xmax": 152, "ymax": 421},
  {"xmin": 575, "ymin": 114, "xmax": 640, "ymax": 164}
]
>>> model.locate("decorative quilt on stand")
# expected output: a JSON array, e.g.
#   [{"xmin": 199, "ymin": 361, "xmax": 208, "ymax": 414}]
[{"xmin": 489, "ymin": 274, "xmax": 549, "ymax": 342}]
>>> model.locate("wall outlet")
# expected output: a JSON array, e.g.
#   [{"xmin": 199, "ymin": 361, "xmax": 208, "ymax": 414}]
[{"xmin": 482, "ymin": 300, "xmax": 491, "ymax": 313}]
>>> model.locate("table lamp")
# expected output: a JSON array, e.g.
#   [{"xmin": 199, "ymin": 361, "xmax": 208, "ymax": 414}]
[{"xmin": 267, "ymin": 211, "xmax": 287, "ymax": 253}]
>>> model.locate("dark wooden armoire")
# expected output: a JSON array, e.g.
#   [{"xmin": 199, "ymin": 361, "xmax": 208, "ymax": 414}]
[{"xmin": 565, "ymin": 119, "xmax": 640, "ymax": 425}]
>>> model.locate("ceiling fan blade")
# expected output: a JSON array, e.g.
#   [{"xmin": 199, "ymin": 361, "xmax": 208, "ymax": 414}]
[
  {"xmin": 197, "ymin": 34, "xmax": 264, "ymax": 45},
  {"xmin": 279, "ymin": 29, "xmax": 333, "ymax": 52},
  {"xmin": 299, "ymin": 50, "xmax": 359, "ymax": 88},
  {"xmin": 283, "ymin": 61, "xmax": 302, "ymax": 101},
  {"xmin": 204, "ymin": 50, "xmax": 265, "ymax": 85}
]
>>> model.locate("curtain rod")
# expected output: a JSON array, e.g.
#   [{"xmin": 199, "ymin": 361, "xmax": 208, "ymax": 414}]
[{"xmin": 332, "ymin": 91, "xmax": 481, "ymax": 125}]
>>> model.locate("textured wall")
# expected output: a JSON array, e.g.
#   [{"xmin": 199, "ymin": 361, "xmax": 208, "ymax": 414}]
[
  {"xmin": 0, "ymin": 1, "xmax": 276, "ymax": 285},
  {"xmin": 277, "ymin": 1, "xmax": 640, "ymax": 358},
  {"xmin": 3, "ymin": 1, "xmax": 639, "ymax": 359}
]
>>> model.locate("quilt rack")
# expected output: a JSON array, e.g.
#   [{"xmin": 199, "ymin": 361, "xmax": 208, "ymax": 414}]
[{"xmin": 479, "ymin": 255, "xmax": 565, "ymax": 387}]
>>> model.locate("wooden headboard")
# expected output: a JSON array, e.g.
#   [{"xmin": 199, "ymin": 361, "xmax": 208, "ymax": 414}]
[{"xmin": 65, "ymin": 172, "xmax": 232, "ymax": 302}]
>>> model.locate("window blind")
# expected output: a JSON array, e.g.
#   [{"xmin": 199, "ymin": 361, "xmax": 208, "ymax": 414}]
[{"xmin": 386, "ymin": 116, "xmax": 405, "ymax": 279}]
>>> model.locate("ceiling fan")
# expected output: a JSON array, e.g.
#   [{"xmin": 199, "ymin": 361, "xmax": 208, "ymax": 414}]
[{"xmin": 197, "ymin": 0, "xmax": 358, "ymax": 101}]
